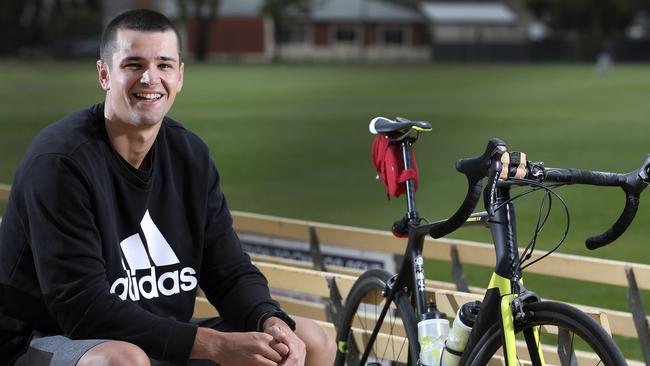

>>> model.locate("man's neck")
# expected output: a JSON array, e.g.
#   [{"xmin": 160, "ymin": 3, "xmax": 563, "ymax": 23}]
[{"xmin": 105, "ymin": 118, "xmax": 162, "ymax": 170}]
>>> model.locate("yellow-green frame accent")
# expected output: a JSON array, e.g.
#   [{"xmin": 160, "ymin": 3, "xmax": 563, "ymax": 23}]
[{"xmin": 487, "ymin": 273, "xmax": 545, "ymax": 366}]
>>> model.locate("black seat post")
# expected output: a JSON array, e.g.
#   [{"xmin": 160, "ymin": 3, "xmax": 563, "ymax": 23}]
[{"xmin": 401, "ymin": 140, "xmax": 419, "ymax": 222}]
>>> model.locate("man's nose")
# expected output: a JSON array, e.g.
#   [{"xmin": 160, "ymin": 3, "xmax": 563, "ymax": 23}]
[{"xmin": 140, "ymin": 68, "xmax": 158, "ymax": 85}]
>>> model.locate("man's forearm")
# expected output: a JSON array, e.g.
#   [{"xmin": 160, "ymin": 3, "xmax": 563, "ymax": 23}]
[{"xmin": 190, "ymin": 327, "xmax": 219, "ymax": 361}]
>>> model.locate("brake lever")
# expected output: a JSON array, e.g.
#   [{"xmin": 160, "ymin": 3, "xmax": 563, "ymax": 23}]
[
  {"xmin": 623, "ymin": 154, "xmax": 650, "ymax": 193},
  {"xmin": 484, "ymin": 157, "xmax": 503, "ymax": 216},
  {"xmin": 641, "ymin": 157, "xmax": 650, "ymax": 184}
]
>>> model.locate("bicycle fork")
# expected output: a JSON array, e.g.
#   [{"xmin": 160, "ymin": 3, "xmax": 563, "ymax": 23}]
[
  {"xmin": 485, "ymin": 187, "xmax": 545, "ymax": 365},
  {"xmin": 490, "ymin": 273, "xmax": 546, "ymax": 366}
]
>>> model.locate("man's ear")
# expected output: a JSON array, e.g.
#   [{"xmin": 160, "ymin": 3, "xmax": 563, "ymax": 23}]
[{"xmin": 97, "ymin": 60, "xmax": 110, "ymax": 91}]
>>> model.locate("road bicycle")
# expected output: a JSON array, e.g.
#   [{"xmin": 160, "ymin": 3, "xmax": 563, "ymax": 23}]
[{"xmin": 333, "ymin": 116, "xmax": 650, "ymax": 365}]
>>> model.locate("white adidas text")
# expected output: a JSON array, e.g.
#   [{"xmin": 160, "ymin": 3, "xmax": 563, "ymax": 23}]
[{"xmin": 110, "ymin": 266, "xmax": 198, "ymax": 301}]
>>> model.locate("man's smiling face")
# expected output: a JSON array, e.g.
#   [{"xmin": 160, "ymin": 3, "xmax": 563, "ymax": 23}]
[{"xmin": 98, "ymin": 29, "xmax": 184, "ymax": 127}]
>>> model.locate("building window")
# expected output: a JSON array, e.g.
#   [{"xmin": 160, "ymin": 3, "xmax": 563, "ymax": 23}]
[
  {"xmin": 335, "ymin": 25, "xmax": 357, "ymax": 43},
  {"xmin": 382, "ymin": 26, "xmax": 405, "ymax": 45},
  {"xmin": 279, "ymin": 24, "xmax": 307, "ymax": 44}
]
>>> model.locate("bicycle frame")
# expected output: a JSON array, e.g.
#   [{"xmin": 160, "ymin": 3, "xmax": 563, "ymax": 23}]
[
  {"xmin": 347, "ymin": 128, "xmax": 648, "ymax": 365},
  {"xmin": 464, "ymin": 184, "xmax": 545, "ymax": 366},
  {"xmin": 359, "ymin": 139, "xmax": 545, "ymax": 366}
]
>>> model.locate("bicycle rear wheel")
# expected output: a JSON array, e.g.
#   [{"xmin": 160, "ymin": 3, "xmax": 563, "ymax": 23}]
[
  {"xmin": 334, "ymin": 269, "xmax": 419, "ymax": 366},
  {"xmin": 463, "ymin": 301, "xmax": 627, "ymax": 365}
]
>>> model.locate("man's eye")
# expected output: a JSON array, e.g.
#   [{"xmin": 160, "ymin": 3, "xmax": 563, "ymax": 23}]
[
  {"xmin": 159, "ymin": 64, "xmax": 172, "ymax": 69},
  {"xmin": 124, "ymin": 63, "xmax": 140, "ymax": 69}
]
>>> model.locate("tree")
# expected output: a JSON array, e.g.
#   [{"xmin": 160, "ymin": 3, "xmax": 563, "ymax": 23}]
[
  {"xmin": 262, "ymin": 0, "xmax": 312, "ymax": 62},
  {"xmin": 0, "ymin": 0, "xmax": 102, "ymax": 57},
  {"xmin": 526, "ymin": 0, "xmax": 642, "ymax": 58},
  {"xmin": 177, "ymin": 0, "xmax": 220, "ymax": 61},
  {"xmin": 0, "ymin": 0, "xmax": 40, "ymax": 55}
]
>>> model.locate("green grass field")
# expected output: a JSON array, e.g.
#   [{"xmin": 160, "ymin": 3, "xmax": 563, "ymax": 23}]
[{"xmin": 1, "ymin": 61, "xmax": 649, "ymax": 359}]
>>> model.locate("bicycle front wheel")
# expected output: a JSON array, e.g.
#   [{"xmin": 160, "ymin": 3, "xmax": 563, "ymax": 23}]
[
  {"xmin": 463, "ymin": 301, "xmax": 627, "ymax": 366},
  {"xmin": 334, "ymin": 269, "xmax": 419, "ymax": 366}
]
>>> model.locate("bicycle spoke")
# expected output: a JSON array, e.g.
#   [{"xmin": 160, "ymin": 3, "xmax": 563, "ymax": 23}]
[
  {"xmin": 388, "ymin": 306, "xmax": 408, "ymax": 364},
  {"xmin": 381, "ymin": 305, "xmax": 391, "ymax": 362},
  {"xmin": 338, "ymin": 270, "xmax": 418, "ymax": 366},
  {"xmin": 384, "ymin": 308, "xmax": 394, "ymax": 362},
  {"xmin": 393, "ymin": 314, "xmax": 406, "ymax": 364},
  {"xmin": 373, "ymin": 291, "xmax": 378, "ymax": 359},
  {"xmin": 352, "ymin": 295, "xmax": 412, "ymax": 365}
]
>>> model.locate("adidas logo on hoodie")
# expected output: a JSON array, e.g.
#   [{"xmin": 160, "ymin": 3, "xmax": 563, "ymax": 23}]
[{"xmin": 110, "ymin": 210, "xmax": 198, "ymax": 301}]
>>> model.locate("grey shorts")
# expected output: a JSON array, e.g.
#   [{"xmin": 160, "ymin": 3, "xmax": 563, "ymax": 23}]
[
  {"xmin": 14, "ymin": 318, "xmax": 231, "ymax": 366},
  {"xmin": 14, "ymin": 334, "xmax": 108, "ymax": 366}
]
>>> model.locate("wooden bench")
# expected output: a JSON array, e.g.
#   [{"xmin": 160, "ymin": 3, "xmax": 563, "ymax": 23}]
[
  {"xmin": 228, "ymin": 211, "xmax": 650, "ymax": 364},
  {"xmin": 193, "ymin": 261, "xmax": 643, "ymax": 365},
  {"xmin": 231, "ymin": 210, "xmax": 650, "ymax": 340},
  {"xmin": 0, "ymin": 184, "xmax": 9, "ymax": 202}
]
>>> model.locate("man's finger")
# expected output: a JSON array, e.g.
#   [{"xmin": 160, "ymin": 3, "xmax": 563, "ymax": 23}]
[
  {"xmin": 256, "ymin": 333, "xmax": 284, "ymax": 363},
  {"xmin": 271, "ymin": 340, "xmax": 290, "ymax": 357},
  {"xmin": 266, "ymin": 325, "xmax": 287, "ymax": 341},
  {"xmin": 260, "ymin": 346, "xmax": 284, "ymax": 364},
  {"xmin": 253, "ymin": 354, "xmax": 279, "ymax": 366}
]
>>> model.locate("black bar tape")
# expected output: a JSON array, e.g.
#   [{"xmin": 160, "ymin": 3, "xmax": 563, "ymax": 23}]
[
  {"xmin": 586, "ymin": 192, "xmax": 640, "ymax": 249},
  {"xmin": 545, "ymin": 168, "xmax": 619, "ymax": 186},
  {"xmin": 429, "ymin": 177, "xmax": 482, "ymax": 238},
  {"xmin": 431, "ymin": 138, "xmax": 506, "ymax": 238},
  {"xmin": 545, "ymin": 155, "xmax": 650, "ymax": 249}
]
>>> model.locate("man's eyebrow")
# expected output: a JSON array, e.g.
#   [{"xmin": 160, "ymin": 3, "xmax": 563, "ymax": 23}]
[
  {"xmin": 120, "ymin": 56, "xmax": 178, "ymax": 63},
  {"xmin": 121, "ymin": 56, "xmax": 144, "ymax": 63}
]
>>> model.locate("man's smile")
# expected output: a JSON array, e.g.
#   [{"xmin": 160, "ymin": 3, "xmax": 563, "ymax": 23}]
[{"xmin": 133, "ymin": 92, "xmax": 164, "ymax": 102}]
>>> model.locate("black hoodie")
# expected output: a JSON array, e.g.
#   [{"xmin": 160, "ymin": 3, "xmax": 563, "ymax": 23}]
[{"xmin": 0, "ymin": 104, "xmax": 279, "ymax": 365}]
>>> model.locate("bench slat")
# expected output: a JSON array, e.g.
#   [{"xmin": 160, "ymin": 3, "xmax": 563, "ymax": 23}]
[
  {"xmin": 233, "ymin": 211, "xmax": 650, "ymax": 290},
  {"xmin": 254, "ymin": 262, "xmax": 623, "ymax": 336}
]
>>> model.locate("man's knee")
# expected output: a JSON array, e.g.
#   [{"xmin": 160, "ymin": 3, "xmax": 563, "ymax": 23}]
[
  {"xmin": 77, "ymin": 341, "xmax": 150, "ymax": 366},
  {"xmin": 294, "ymin": 316, "xmax": 336, "ymax": 365}
]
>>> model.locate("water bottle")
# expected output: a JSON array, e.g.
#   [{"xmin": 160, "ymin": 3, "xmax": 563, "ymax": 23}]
[
  {"xmin": 441, "ymin": 301, "xmax": 481, "ymax": 366},
  {"xmin": 418, "ymin": 302, "xmax": 449, "ymax": 366}
]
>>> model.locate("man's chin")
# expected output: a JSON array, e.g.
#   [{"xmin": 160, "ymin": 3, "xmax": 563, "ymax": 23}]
[
  {"xmin": 126, "ymin": 103, "xmax": 167, "ymax": 125},
  {"xmin": 140, "ymin": 118, "xmax": 164, "ymax": 127},
  {"xmin": 131, "ymin": 113, "xmax": 165, "ymax": 127}
]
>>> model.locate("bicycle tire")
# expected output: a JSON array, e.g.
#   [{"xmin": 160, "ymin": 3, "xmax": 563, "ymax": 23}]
[
  {"xmin": 463, "ymin": 301, "xmax": 627, "ymax": 366},
  {"xmin": 334, "ymin": 269, "xmax": 419, "ymax": 366}
]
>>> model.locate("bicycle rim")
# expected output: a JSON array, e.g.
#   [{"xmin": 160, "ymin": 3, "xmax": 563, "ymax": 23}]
[
  {"xmin": 335, "ymin": 269, "xmax": 418, "ymax": 366},
  {"xmin": 464, "ymin": 301, "xmax": 627, "ymax": 366}
]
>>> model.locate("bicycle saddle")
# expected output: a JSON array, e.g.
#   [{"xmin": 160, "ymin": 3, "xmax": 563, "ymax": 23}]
[{"xmin": 369, "ymin": 116, "xmax": 432, "ymax": 135}]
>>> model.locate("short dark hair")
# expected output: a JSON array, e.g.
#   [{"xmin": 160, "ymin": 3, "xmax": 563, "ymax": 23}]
[{"xmin": 100, "ymin": 9, "xmax": 182, "ymax": 66}]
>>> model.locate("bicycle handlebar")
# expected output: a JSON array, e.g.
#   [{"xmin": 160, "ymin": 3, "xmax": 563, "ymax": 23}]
[
  {"xmin": 538, "ymin": 155, "xmax": 650, "ymax": 249},
  {"xmin": 428, "ymin": 138, "xmax": 506, "ymax": 238},
  {"xmin": 386, "ymin": 130, "xmax": 648, "ymax": 250}
]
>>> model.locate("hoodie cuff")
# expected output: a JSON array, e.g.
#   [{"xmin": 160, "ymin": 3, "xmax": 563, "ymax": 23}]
[
  {"xmin": 162, "ymin": 320, "xmax": 198, "ymax": 364},
  {"xmin": 246, "ymin": 301, "xmax": 281, "ymax": 331}
]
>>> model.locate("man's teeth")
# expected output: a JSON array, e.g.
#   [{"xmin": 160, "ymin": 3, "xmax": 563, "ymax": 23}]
[{"xmin": 135, "ymin": 93, "xmax": 162, "ymax": 100}]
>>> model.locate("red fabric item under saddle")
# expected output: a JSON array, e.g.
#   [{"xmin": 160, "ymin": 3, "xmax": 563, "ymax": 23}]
[{"xmin": 371, "ymin": 134, "xmax": 418, "ymax": 198}]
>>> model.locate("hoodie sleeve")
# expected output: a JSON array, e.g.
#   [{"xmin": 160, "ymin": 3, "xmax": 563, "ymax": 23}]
[
  {"xmin": 22, "ymin": 154, "xmax": 197, "ymax": 364},
  {"xmin": 198, "ymin": 161, "xmax": 280, "ymax": 331}
]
